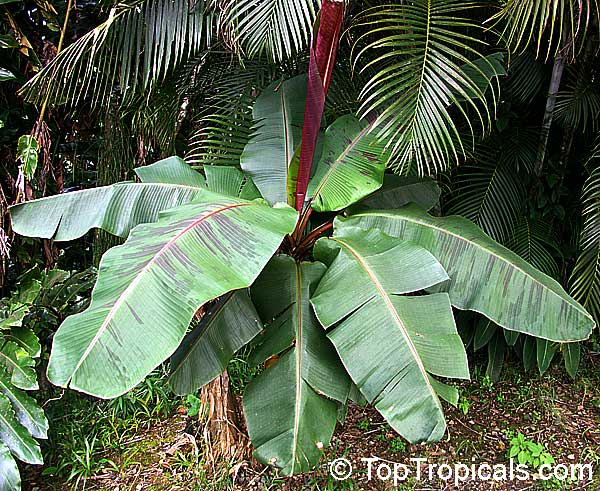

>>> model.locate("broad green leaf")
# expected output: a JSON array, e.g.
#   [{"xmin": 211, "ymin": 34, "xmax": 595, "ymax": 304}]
[
  {"xmin": 536, "ymin": 339, "xmax": 557, "ymax": 375},
  {"xmin": 204, "ymin": 166, "xmax": 261, "ymax": 200},
  {"xmin": 0, "ymin": 442, "xmax": 20, "ymax": 491},
  {"xmin": 10, "ymin": 182, "xmax": 206, "ymax": 241},
  {"xmin": 134, "ymin": 156, "xmax": 206, "ymax": 188},
  {"xmin": 429, "ymin": 377, "xmax": 459, "ymax": 407},
  {"xmin": 563, "ymin": 343, "xmax": 580, "ymax": 378},
  {"xmin": 473, "ymin": 318, "xmax": 497, "ymax": 351},
  {"xmin": 504, "ymin": 328, "xmax": 519, "ymax": 346},
  {"xmin": 458, "ymin": 53, "xmax": 507, "ymax": 101},
  {"xmin": 344, "ymin": 205, "xmax": 595, "ymax": 342},
  {"xmin": 522, "ymin": 336, "xmax": 536, "ymax": 371},
  {"xmin": 0, "ymin": 368, "xmax": 47, "ymax": 439},
  {"xmin": 311, "ymin": 227, "xmax": 469, "ymax": 442},
  {"xmin": 244, "ymin": 258, "xmax": 347, "ymax": 475},
  {"xmin": 5, "ymin": 329, "xmax": 41, "ymax": 358},
  {"xmin": 16, "ymin": 136, "xmax": 38, "ymax": 180},
  {"xmin": 244, "ymin": 352, "xmax": 337, "ymax": 475},
  {"xmin": 241, "ymin": 75, "xmax": 306, "ymax": 205},
  {"xmin": 250, "ymin": 256, "xmax": 350, "ymax": 402},
  {"xmin": 0, "ymin": 68, "xmax": 16, "ymax": 82},
  {"xmin": 0, "ymin": 343, "xmax": 37, "ymax": 391},
  {"xmin": 359, "ymin": 175, "xmax": 440, "ymax": 211},
  {"xmin": 307, "ymin": 115, "xmax": 387, "ymax": 212},
  {"xmin": 0, "ymin": 393, "xmax": 41, "ymax": 464},
  {"xmin": 0, "ymin": 306, "xmax": 28, "ymax": 330},
  {"xmin": 169, "ymin": 291, "xmax": 262, "ymax": 395},
  {"xmin": 47, "ymin": 192, "xmax": 297, "ymax": 398}
]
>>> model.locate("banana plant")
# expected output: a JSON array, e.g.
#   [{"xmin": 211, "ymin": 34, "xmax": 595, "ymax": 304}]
[{"xmin": 8, "ymin": 5, "xmax": 596, "ymax": 480}]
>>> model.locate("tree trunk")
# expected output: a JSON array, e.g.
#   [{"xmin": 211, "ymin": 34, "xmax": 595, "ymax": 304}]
[
  {"xmin": 533, "ymin": 50, "xmax": 566, "ymax": 177},
  {"xmin": 200, "ymin": 370, "xmax": 252, "ymax": 463}
]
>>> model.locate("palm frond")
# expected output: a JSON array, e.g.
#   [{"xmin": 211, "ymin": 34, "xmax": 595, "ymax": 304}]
[
  {"xmin": 447, "ymin": 125, "xmax": 537, "ymax": 242},
  {"xmin": 129, "ymin": 84, "xmax": 182, "ymax": 155},
  {"xmin": 506, "ymin": 52, "xmax": 548, "ymax": 105},
  {"xmin": 570, "ymin": 150, "xmax": 600, "ymax": 321},
  {"xmin": 184, "ymin": 56, "xmax": 276, "ymax": 166},
  {"xmin": 507, "ymin": 217, "xmax": 561, "ymax": 279},
  {"xmin": 20, "ymin": 0, "xmax": 216, "ymax": 109},
  {"xmin": 555, "ymin": 64, "xmax": 600, "ymax": 132},
  {"xmin": 490, "ymin": 0, "xmax": 600, "ymax": 60},
  {"xmin": 351, "ymin": 1, "xmax": 503, "ymax": 175},
  {"xmin": 219, "ymin": 0, "xmax": 318, "ymax": 62}
]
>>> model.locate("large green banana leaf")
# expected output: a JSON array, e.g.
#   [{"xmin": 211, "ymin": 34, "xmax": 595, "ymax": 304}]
[
  {"xmin": 135, "ymin": 156, "xmax": 206, "ymax": 187},
  {"xmin": 311, "ymin": 226, "xmax": 469, "ymax": 443},
  {"xmin": 306, "ymin": 115, "xmax": 387, "ymax": 212},
  {"xmin": 169, "ymin": 290, "xmax": 262, "ymax": 395},
  {"xmin": 343, "ymin": 205, "xmax": 595, "ymax": 341},
  {"xmin": 47, "ymin": 192, "xmax": 297, "ymax": 398},
  {"xmin": 10, "ymin": 183, "xmax": 206, "ymax": 241},
  {"xmin": 244, "ymin": 256, "xmax": 349, "ymax": 475},
  {"xmin": 204, "ymin": 166, "xmax": 261, "ymax": 200},
  {"xmin": 240, "ymin": 75, "xmax": 306, "ymax": 205},
  {"xmin": 359, "ymin": 175, "xmax": 441, "ymax": 211}
]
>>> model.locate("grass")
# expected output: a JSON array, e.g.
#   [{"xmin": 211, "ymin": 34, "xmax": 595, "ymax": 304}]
[{"xmin": 39, "ymin": 366, "xmax": 182, "ymax": 487}]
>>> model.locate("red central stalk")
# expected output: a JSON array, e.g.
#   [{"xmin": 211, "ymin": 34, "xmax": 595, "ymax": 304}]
[{"xmin": 294, "ymin": 0, "xmax": 345, "ymax": 212}]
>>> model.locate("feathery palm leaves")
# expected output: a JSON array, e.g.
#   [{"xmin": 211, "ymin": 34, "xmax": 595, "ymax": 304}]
[
  {"xmin": 491, "ymin": 0, "xmax": 600, "ymax": 60},
  {"xmin": 555, "ymin": 64, "xmax": 600, "ymax": 131},
  {"xmin": 570, "ymin": 150, "xmax": 600, "ymax": 322},
  {"xmin": 219, "ymin": 0, "xmax": 319, "ymax": 62},
  {"xmin": 447, "ymin": 126, "xmax": 537, "ymax": 243},
  {"xmin": 20, "ymin": 0, "xmax": 216, "ymax": 109},
  {"xmin": 183, "ymin": 56, "xmax": 277, "ymax": 166},
  {"xmin": 350, "ymin": 0, "xmax": 502, "ymax": 175}
]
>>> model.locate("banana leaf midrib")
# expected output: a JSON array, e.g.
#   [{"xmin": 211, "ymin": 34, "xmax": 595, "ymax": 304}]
[
  {"xmin": 69, "ymin": 202, "xmax": 253, "ymax": 381},
  {"xmin": 291, "ymin": 261, "xmax": 303, "ymax": 472},
  {"xmin": 330, "ymin": 236, "xmax": 439, "ymax": 405}
]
